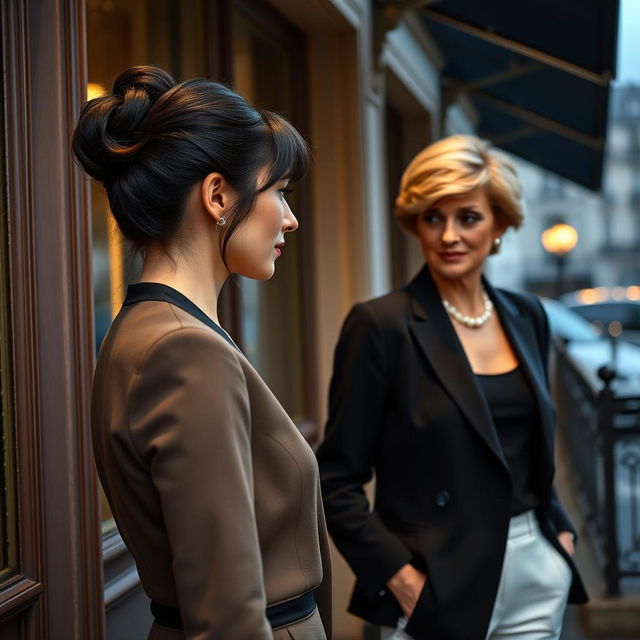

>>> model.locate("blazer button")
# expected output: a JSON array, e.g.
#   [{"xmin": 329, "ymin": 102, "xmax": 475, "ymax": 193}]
[{"xmin": 435, "ymin": 490, "xmax": 450, "ymax": 507}]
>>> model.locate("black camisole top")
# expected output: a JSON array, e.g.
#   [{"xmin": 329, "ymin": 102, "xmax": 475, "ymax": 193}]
[{"xmin": 476, "ymin": 367, "xmax": 539, "ymax": 515}]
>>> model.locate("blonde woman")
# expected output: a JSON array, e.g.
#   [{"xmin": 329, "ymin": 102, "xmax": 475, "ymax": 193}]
[{"xmin": 317, "ymin": 135, "xmax": 587, "ymax": 639}]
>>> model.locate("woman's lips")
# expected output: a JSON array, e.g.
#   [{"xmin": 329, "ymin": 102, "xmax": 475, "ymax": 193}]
[
  {"xmin": 274, "ymin": 243, "xmax": 285, "ymax": 257},
  {"xmin": 439, "ymin": 251, "xmax": 466, "ymax": 261}
]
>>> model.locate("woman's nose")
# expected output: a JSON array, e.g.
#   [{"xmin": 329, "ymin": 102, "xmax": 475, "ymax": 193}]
[
  {"xmin": 284, "ymin": 203, "xmax": 299, "ymax": 232},
  {"xmin": 441, "ymin": 220, "xmax": 459, "ymax": 244}
]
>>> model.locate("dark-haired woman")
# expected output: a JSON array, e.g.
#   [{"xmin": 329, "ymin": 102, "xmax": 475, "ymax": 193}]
[{"xmin": 73, "ymin": 66, "xmax": 331, "ymax": 640}]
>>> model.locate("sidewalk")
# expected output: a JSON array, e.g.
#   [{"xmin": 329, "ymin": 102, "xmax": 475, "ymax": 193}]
[
  {"xmin": 561, "ymin": 606, "xmax": 629, "ymax": 640},
  {"xmin": 562, "ymin": 606, "xmax": 588, "ymax": 640}
]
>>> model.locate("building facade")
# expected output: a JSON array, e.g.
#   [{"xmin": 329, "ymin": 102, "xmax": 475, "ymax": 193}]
[{"xmin": 1, "ymin": 1, "xmax": 468, "ymax": 638}]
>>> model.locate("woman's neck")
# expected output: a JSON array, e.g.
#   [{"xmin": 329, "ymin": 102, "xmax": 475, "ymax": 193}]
[
  {"xmin": 138, "ymin": 240, "xmax": 228, "ymax": 325},
  {"xmin": 429, "ymin": 267, "xmax": 486, "ymax": 316}
]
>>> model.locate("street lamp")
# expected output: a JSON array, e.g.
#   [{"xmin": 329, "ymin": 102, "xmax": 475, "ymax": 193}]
[{"xmin": 541, "ymin": 223, "xmax": 578, "ymax": 298}]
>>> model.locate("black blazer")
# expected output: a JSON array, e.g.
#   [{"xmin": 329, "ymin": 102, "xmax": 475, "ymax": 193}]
[{"xmin": 317, "ymin": 265, "xmax": 587, "ymax": 640}]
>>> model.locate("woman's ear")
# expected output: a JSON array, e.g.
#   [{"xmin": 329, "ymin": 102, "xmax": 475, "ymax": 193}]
[
  {"xmin": 201, "ymin": 172, "xmax": 234, "ymax": 225},
  {"xmin": 493, "ymin": 219, "xmax": 508, "ymax": 241}
]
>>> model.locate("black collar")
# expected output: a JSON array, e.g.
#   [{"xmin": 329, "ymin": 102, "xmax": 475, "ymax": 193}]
[
  {"xmin": 124, "ymin": 282, "xmax": 238, "ymax": 351},
  {"xmin": 405, "ymin": 264, "xmax": 521, "ymax": 323}
]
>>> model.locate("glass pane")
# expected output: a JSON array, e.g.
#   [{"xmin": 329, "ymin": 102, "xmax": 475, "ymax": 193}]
[
  {"xmin": 0, "ymin": 39, "xmax": 18, "ymax": 580},
  {"xmin": 232, "ymin": 9, "xmax": 307, "ymax": 424},
  {"xmin": 86, "ymin": 0, "xmax": 209, "ymax": 532}
]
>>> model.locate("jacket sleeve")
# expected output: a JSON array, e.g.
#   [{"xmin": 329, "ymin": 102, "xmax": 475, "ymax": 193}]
[
  {"xmin": 531, "ymin": 296, "xmax": 578, "ymax": 538},
  {"xmin": 317, "ymin": 303, "xmax": 413, "ymax": 596},
  {"xmin": 128, "ymin": 328, "xmax": 273, "ymax": 640}
]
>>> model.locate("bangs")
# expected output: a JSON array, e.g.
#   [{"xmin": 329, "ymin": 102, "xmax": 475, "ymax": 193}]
[
  {"xmin": 258, "ymin": 110, "xmax": 310, "ymax": 191},
  {"xmin": 396, "ymin": 168, "xmax": 490, "ymax": 217}
]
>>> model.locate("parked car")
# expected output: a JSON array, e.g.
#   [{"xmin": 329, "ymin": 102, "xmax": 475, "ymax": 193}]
[
  {"xmin": 560, "ymin": 286, "xmax": 640, "ymax": 346},
  {"xmin": 540, "ymin": 297, "xmax": 640, "ymax": 398},
  {"xmin": 540, "ymin": 297, "xmax": 599, "ymax": 342}
]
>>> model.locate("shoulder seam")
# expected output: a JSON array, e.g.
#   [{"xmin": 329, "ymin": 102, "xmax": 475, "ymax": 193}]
[
  {"xmin": 126, "ymin": 325, "xmax": 246, "ymax": 465},
  {"xmin": 135, "ymin": 324, "xmax": 232, "ymax": 376}
]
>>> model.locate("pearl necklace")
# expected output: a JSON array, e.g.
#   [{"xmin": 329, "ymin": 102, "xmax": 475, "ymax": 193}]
[{"xmin": 442, "ymin": 290, "xmax": 493, "ymax": 329}]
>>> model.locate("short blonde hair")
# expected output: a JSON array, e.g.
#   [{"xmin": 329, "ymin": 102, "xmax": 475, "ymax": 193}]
[{"xmin": 395, "ymin": 135, "xmax": 524, "ymax": 236}]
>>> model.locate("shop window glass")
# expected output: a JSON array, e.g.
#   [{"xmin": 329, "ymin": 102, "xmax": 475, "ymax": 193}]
[
  {"xmin": 86, "ymin": 0, "xmax": 208, "ymax": 533},
  {"xmin": 0, "ymin": 56, "xmax": 18, "ymax": 580},
  {"xmin": 231, "ymin": 7, "xmax": 308, "ymax": 427}
]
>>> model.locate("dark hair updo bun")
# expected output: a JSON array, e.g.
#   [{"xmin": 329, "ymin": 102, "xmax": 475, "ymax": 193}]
[
  {"xmin": 72, "ymin": 65, "xmax": 309, "ymax": 257},
  {"xmin": 73, "ymin": 66, "xmax": 174, "ymax": 184}
]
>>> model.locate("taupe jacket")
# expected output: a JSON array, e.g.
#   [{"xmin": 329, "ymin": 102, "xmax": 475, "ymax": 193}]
[{"xmin": 92, "ymin": 283, "xmax": 331, "ymax": 640}]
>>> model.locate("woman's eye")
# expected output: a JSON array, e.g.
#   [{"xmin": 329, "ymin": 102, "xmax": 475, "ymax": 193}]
[
  {"xmin": 279, "ymin": 187, "xmax": 293, "ymax": 198},
  {"xmin": 421, "ymin": 214, "xmax": 440, "ymax": 224},
  {"xmin": 461, "ymin": 213, "xmax": 481, "ymax": 224}
]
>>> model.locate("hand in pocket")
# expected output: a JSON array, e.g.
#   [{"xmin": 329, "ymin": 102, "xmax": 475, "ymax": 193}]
[
  {"xmin": 386, "ymin": 564, "xmax": 427, "ymax": 618},
  {"xmin": 557, "ymin": 531, "xmax": 575, "ymax": 557}
]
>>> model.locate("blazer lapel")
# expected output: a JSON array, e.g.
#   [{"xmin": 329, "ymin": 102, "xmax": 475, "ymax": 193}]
[
  {"xmin": 406, "ymin": 267, "xmax": 509, "ymax": 471},
  {"xmin": 487, "ymin": 282, "xmax": 555, "ymax": 467}
]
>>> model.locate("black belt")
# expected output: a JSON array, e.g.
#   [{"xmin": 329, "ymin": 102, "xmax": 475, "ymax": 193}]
[{"xmin": 151, "ymin": 590, "xmax": 316, "ymax": 631}]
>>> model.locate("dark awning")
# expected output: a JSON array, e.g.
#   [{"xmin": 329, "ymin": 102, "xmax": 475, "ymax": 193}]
[{"xmin": 387, "ymin": 1, "xmax": 619, "ymax": 190}]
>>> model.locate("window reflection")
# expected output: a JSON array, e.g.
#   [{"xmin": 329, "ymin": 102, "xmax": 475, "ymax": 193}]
[{"xmin": 232, "ymin": 8, "xmax": 307, "ymax": 426}]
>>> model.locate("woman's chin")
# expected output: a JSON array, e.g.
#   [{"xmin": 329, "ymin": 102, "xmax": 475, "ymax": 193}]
[
  {"xmin": 428, "ymin": 258, "xmax": 486, "ymax": 281},
  {"xmin": 237, "ymin": 263, "xmax": 276, "ymax": 281},
  {"xmin": 429, "ymin": 263, "xmax": 469, "ymax": 281}
]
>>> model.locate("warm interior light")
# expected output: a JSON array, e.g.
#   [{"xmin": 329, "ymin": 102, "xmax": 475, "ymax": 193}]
[
  {"xmin": 541, "ymin": 223, "xmax": 579, "ymax": 256},
  {"xmin": 87, "ymin": 82, "xmax": 107, "ymax": 101}
]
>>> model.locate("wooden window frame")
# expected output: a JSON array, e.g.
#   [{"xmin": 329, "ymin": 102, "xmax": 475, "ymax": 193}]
[
  {"xmin": 0, "ymin": 1, "xmax": 104, "ymax": 638},
  {"xmin": 0, "ymin": 1, "xmax": 46, "ymax": 633}
]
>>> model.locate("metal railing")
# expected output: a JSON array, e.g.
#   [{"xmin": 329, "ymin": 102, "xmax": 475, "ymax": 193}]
[{"xmin": 554, "ymin": 342, "xmax": 640, "ymax": 595}]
